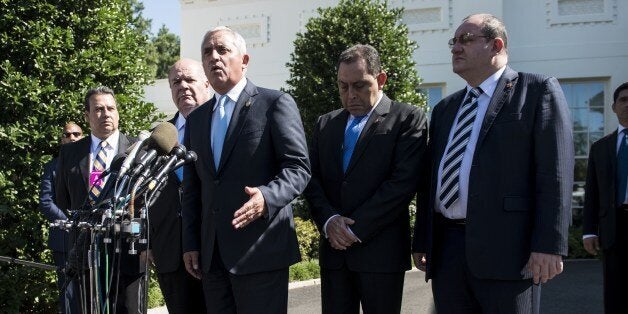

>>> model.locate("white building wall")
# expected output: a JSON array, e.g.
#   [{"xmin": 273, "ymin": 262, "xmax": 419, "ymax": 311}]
[{"xmin": 145, "ymin": 0, "xmax": 628, "ymax": 132}]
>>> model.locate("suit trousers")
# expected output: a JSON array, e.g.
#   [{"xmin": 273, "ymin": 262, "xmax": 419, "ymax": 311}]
[
  {"xmin": 602, "ymin": 208, "xmax": 628, "ymax": 314},
  {"xmin": 157, "ymin": 265, "xmax": 205, "ymax": 314},
  {"xmin": 201, "ymin": 241, "xmax": 289, "ymax": 314},
  {"xmin": 53, "ymin": 251, "xmax": 79, "ymax": 314},
  {"xmin": 320, "ymin": 265, "xmax": 405, "ymax": 314},
  {"xmin": 431, "ymin": 219, "xmax": 535, "ymax": 314}
]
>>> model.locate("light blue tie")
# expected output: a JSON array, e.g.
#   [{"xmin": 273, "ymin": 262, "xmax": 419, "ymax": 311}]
[
  {"xmin": 343, "ymin": 115, "xmax": 366, "ymax": 173},
  {"xmin": 212, "ymin": 95, "xmax": 230, "ymax": 169},
  {"xmin": 175, "ymin": 123, "xmax": 184, "ymax": 182},
  {"xmin": 617, "ymin": 129, "xmax": 628, "ymax": 206}
]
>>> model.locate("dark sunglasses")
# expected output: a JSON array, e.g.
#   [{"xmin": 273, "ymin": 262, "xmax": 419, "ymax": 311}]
[
  {"xmin": 63, "ymin": 132, "xmax": 82, "ymax": 138},
  {"xmin": 448, "ymin": 33, "xmax": 491, "ymax": 48}
]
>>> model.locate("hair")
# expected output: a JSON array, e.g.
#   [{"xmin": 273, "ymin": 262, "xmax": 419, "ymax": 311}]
[
  {"xmin": 84, "ymin": 86, "xmax": 115, "ymax": 112},
  {"xmin": 63, "ymin": 121, "xmax": 82, "ymax": 131},
  {"xmin": 613, "ymin": 82, "xmax": 628, "ymax": 103},
  {"xmin": 202, "ymin": 26, "xmax": 247, "ymax": 55},
  {"xmin": 168, "ymin": 58, "xmax": 207, "ymax": 81},
  {"xmin": 337, "ymin": 44, "xmax": 382, "ymax": 76},
  {"xmin": 463, "ymin": 13, "xmax": 508, "ymax": 49}
]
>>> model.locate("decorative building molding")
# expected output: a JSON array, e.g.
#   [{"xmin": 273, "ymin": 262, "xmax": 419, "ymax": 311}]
[
  {"xmin": 394, "ymin": 0, "xmax": 453, "ymax": 33},
  {"xmin": 219, "ymin": 15, "xmax": 270, "ymax": 47},
  {"xmin": 547, "ymin": 0, "xmax": 616, "ymax": 26}
]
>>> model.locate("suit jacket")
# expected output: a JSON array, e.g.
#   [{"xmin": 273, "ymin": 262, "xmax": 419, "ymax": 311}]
[
  {"xmin": 304, "ymin": 95, "xmax": 427, "ymax": 272},
  {"xmin": 583, "ymin": 131, "xmax": 619, "ymax": 250},
  {"xmin": 148, "ymin": 114, "xmax": 185, "ymax": 273},
  {"xmin": 413, "ymin": 66, "xmax": 574, "ymax": 280},
  {"xmin": 55, "ymin": 132, "xmax": 140, "ymax": 276},
  {"xmin": 182, "ymin": 79, "xmax": 311, "ymax": 275},
  {"xmin": 40, "ymin": 158, "xmax": 70, "ymax": 252}
]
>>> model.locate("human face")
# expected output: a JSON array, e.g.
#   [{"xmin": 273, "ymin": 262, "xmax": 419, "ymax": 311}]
[
  {"xmin": 337, "ymin": 59, "xmax": 387, "ymax": 117},
  {"xmin": 201, "ymin": 30, "xmax": 249, "ymax": 95},
  {"xmin": 85, "ymin": 94, "xmax": 119, "ymax": 140},
  {"xmin": 169, "ymin": 60, "xmax": 210, "ymax": 118},
  {"xmin": 613, "ymin": 89, "xmax": 628, "ymax": 127},
  {"xmin": 451, "ymin": 16, "xmax": 496, "ymax": 84},
  {"xmin": 61, "ymin": 124, "xmax": 83, "ymax": 144}
]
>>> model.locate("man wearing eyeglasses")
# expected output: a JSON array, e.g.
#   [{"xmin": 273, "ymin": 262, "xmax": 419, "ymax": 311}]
[
  {"xmin": 39, "ymin": 121, "xmax": 83, "ymax": 313},
  {"xmin": 412, "ymin": 13, "xmax": 574, "ymax": 313}
]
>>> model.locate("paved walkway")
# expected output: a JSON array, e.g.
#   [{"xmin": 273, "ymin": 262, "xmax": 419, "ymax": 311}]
[{"xmin": 149, "ymin": 259, "xmax": 603, "ymax": 313}]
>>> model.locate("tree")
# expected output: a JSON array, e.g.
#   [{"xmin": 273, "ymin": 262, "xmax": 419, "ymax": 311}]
[
  {"xmin": 0, "ymin": 0, "xmax": 161, "ymax": 311},
  {"xmin": 285, "ymin": 0, "xmax": 427, "ymax": 137},
  {"xmin": 147, "ymin": 25, "xmax": 181, "ymax": 79}
]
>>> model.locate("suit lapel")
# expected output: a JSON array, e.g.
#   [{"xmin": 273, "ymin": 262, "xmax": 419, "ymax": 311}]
[
  {"xmin": 330, "ymin": 110, "xmax": 350, "ymax": 176},
  {"xmin": 217, "ymin": 80, "xmax": 257, "ymax": 174},
  {"xmin": 345, "ymin": 95, "xmax": 391, "ymax": 175},
  {"xmin": 476, "ymin": 66, "xmax": 518, "ymax": 148},
  {"xmin": 79, "ymin": 137, "xmax": 91, "ymax": 190},
  {"xmin": 200, "ymin": 99, "xmax": 218, "ymax": 176},
  {"xmin": 608, "ymin": 131, "xmax": 618, "ymax": 201}
]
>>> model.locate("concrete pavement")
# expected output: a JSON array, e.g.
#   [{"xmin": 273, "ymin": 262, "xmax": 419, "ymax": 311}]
[{"xmin": 149, "ymin": 259, "xmax": 603, "ymax": 313}]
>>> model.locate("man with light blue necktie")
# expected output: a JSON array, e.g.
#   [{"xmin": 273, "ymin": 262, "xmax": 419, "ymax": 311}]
[
  {"xmin": 140, "ymin": 58, "xmax": 209, "ymax": 314},
  {"xmin": 583, "ymin": 82, "xmax": 628, "ymax": 313},
  {"xmin": 304, "ymin": 44, "xmax": 428, "ymax": 313},
  {"xmin": 181, "ymin": 26, "xmax": 311, "ymax": 313}
]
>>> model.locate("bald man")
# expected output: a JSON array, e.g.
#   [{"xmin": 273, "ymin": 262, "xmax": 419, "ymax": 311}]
[
  {"xmin": 140, "ymin": 59, "xmax": 209, "ymax": 313},
  {"xmin": 39, "ymin": 122, "xmax": 83, "ymax": 313}
]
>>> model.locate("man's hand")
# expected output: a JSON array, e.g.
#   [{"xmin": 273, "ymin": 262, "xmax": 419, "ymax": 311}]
[
  {"xmin": 527, "ymin": 252, "xmax": 563, "ymax": 284},
  {"xmin": 583, "ymin": 236, "xmax": 600, "ymax": 256},
  {"xmin": 183, "ymin": 251, "xmax": 202, "ymax": 279},
  {"xmin": 413, "ymin": 253, "xmax": 427, "ymax": 272},
  {"xmin": 139, "ymin": 249, "xmax": 155, "ymax": 268},
  {"xmin": 232, "ymin": 186, "xmax": 267, "ymax": 229},
  {"xmin": 325, "ymin": 215, "xmax": 359, "ymax": 250}
]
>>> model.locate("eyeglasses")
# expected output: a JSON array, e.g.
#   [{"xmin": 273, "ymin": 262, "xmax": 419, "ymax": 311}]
[
  {"xmin": 63, "ymin": 132, "xmax": 82, "ymax": 138},
  {"xmin": 448, "ymin": 33, "xmax": 491, "ymax": 48}
]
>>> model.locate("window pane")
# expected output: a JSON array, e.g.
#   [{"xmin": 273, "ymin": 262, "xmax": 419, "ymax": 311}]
[
  {"xmin": 574, "ymin": 132, "xmax": 588, "ymax": 156},
  {"xmin": 590, "ymin": 131, "xmax": 604, "ymax": 146},
  {"xmin": 588, "ymin": 107, "xmax": 604, "ymax": 132},
  {"xmin": 572, "ymin": 108, "xmax": 588, "ymax": 132},
  {"xmin": 574, "ymin": 158, "xmax": 588, "ymax": 182}
]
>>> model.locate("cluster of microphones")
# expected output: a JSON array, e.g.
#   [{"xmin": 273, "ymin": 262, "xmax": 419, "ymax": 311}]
[{"xmin": 53, "ymin": 122, "xmax": 196, "ymax": 278}]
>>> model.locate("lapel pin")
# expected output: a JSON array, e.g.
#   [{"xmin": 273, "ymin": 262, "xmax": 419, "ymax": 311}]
[
  {"xmin": 245, "ymin": 99, "xmax": 252, "ymax": 107},
  {"xmin": 506, "ymin": 82, "xmax": 513, "ymax": 89}
]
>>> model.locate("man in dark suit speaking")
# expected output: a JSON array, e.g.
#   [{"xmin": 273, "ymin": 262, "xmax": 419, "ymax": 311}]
[
  {"xmin": 413, "ymin": 14, "xmax": 574, "ymax": 313},
  {"xmin": 181, "ymin": 26, "xmax": 311, "ymax": 313},
  {"xmin": 583, "ymin": 82, "xmax": 628, "ymax": 313},
  {"xmin": 303, "ymin": 44, "xmax": 427, "ymax": 313}
]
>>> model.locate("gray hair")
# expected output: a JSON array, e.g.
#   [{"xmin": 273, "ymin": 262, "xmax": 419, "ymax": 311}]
[
  {"xmin": 202, "ymin": 26, "xmax": 247, "ymax": 55},
  {"xmin": 463, "ymin": 13, "xmax": 508, "ymax": 49},
  {"xmin": 337, "ymin": 44, "xmax": 382, "ymax": 77}
]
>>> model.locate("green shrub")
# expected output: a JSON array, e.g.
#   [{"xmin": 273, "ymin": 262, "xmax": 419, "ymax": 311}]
[
  {"xmin": 295, "ymin": 216, "xmax": 320, "ymax": 260},
  {"xmin": 289, "ymin": 259, "xmax": 320, "ymax": 281}
]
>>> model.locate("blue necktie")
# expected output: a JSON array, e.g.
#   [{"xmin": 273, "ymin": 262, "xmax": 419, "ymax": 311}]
[
  {"xmin": 176, "ymin": 123, "xmax": 184, "ymax": 182},
  {"xmin": 617, "ymin": 129, "xmax": 628, "ymax": 206},
  {"xmin": 343, "ymin": 115, "xmax": 366, "ymax": 173},
  {"xmin": 211, "ymin": 95, "xmax": 230, "ymax": 169}
]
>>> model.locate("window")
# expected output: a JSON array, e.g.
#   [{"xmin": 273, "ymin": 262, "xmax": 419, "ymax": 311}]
[
  {"xmin": 418, "ymin": 85, "xmax": 444, "ymax": 116},
  {"xmin": 559, "ymin": 80, "xmax": 606, "ymax": 223}
]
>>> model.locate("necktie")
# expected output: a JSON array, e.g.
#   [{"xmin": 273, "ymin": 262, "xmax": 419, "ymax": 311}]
[
  {"xmin": 211, "ymin": 95, "xmax": 230, "ymax": 169},
  {"xmin": 89, "ymin": 140, "xmax": 108, "ymax": 203},
  {"xmin": 175, "ymin": 123, "xmax": 184, "ymax": 182},
  {"xmin": 617, "ymin": 129, "xmax": 628, "ymax": 206},
  {"xmin": 343, "ymin": 115, "xmax": 366, "ymax": 173},
  {"xmin": 439, "ymin": 87, "xmax": 483, "ymax": 210}
]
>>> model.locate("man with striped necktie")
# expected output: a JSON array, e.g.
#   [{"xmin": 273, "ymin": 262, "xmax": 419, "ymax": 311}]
[
  {"xmin": 413, "ymin": 14, "xmax": 574, "ymax": 313},
  {"xmin": 55, "ymin": 86, "xmax": 141, "ymax": 313}
]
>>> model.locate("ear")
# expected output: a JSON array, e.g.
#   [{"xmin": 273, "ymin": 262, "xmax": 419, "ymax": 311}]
[
  {"xmin": 376, "ymin": 72, "xmax": 388, "ymax": 90},
  {"xmin": 84, "ymin": 111, "xmax": 89, "ymax": 124},
  {"xmin": 242, "ymin": 54, "xmax": 250, "ymax": 69},
  {"xmin": 493, "ymin": 37, "xmax": 505, "ymax": 54}
]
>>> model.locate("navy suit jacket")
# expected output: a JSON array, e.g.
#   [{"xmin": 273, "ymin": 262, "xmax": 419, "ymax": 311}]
[
  {"xmin": 304, "ymin": 94, "xmax": 428, "ymax": 272},
  {"xmin": 413, "ymin": 66, "xmax": 574, "ymax": 280},
  {"xmin": 40, "ymin": 158, "xmax": 70, "ymax": 252},
  {"xmin": 182, "ymin": 79, "xmax": 311, "ymax": 275},
  {"xmin": 583, "ymin": 131, "xmax": 619, "ymax": 250}
]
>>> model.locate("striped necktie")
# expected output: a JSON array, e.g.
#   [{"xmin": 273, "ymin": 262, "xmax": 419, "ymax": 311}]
[
  {"xmin": 439, "ymin": 87, "xmax": 483, "ymax": 210},
  {"xmin": 89, "ymin": 140, "xmax": 109, "ymax": 203}
]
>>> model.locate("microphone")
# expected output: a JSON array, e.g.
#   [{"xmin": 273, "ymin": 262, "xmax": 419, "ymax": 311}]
[
  {"xmin": 172, "ymin": 150, "xmax": 198, "ymax": 171},
  {"xmin": 127, "ymin": 122, "xmax": 178, "ymax": 178},
  {"xmin": 147, "ymin": 146, "xmax": 187, "ymax": 191},
  {"xmin": 118, "ymin": 130, "xmax": 151, "ymax": 178}
]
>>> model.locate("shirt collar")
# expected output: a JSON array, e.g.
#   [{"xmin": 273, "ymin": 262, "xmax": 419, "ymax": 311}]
[
  {"xmin": 90, "ymin": 129, "xmax": 119, "ymax": 151},
  {"xmin": 467, "ymin": 66, "xmax": 506, "ymax": 99},
  {"xmin": 213, "ymin": 76, "xmax": 248, "ymax": 110}
]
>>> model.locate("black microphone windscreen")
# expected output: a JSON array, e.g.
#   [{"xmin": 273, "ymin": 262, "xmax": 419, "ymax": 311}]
[{"xmin": 147, "ymin": 122, "xmax": 178, "ymax": 155}]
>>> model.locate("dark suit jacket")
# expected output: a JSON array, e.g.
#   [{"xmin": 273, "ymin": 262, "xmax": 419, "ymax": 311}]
[
  {"xmin": 55, "ymin": 132, "xmax": 140, "ymax": 276},
  {"xmin": 148, "ymin": 114, "xmax": 185, "ymax": 273},
  {"xmin": 304, "ymin": 95, "xmax": 427, "ymax": 272},
  {"xmin": 413, "ymin": 66, "xmax": 574, "ymax": 280},
  {"xmin": 40, "ymin": 158, "xmax": 70, "ymax": 253},
  {"xmin": 583, "ymin": 131, "xmax": 619, "ymax": 250},
  {"xmin": 182, "ymin": 79, "xmax": 311, "ymax": 275}
]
